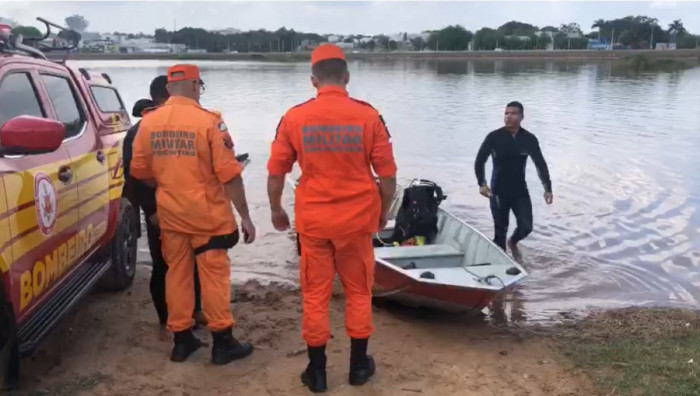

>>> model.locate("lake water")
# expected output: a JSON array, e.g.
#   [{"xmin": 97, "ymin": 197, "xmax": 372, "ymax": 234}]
[{"xmin": 71, "ymin": 59, "xmax": 700, "ymax": 323}]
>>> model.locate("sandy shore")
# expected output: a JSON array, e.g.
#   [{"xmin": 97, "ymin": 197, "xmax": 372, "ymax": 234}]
[
  {"xmin": 52, "ymin": 49, "xmax": 700, "ymax": 62},
  {"xmin": 7, "ymin": 264, "xmax": 597, "ymax": 396}
]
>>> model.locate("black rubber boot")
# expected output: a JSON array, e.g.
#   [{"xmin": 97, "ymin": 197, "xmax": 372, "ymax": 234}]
[
  {"xmin": 170, "ymin": 328, "xmax": 203, "ymax": 362},
  {"xmin": 301, "ymin": 345, "xmax": 327, "ymax": 393},
  {"xmin": 211, "ymin": 327, "xmax": 254, "ymax": 365},
  {"xmin": 349, "ymin": 338, "xmax": 375, "ymax": 386}
]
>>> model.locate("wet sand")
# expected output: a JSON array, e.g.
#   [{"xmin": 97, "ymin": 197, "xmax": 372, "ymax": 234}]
[{"xmin": 9, "ymin": 265, "xmax": 596, "ymax": 396}]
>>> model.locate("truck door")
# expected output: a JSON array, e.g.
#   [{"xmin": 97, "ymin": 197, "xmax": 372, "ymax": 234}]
[
  {"xmin": 38, "ymin": 70, "xmax": 110, "ymax": 258},
  {"xmin": 0, "ymin": 167, "xmax": 9, "ymax": 301},
  {"xmin": 0, "ymin": 68, "xmax": 78, "ymax": 320}
]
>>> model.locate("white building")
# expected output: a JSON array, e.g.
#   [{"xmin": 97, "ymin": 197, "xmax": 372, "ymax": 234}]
[
  {"xmin": 212, "ymin": 28, "xmax": 241, "ymax": 35},
  {"xmin": 389, "ymin": 33, "xmax": 404, "ymax": 42},
  {"xmin": 655, "ymin": 42, "xmax": 677, "ymax": 50}
]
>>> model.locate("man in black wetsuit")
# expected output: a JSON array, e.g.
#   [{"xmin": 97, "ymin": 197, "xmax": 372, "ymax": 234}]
[
  {"xmin": 122, "ymin": 75, "xmax": 205, "ymax": 331},
  {"xmin": 474, "ymin": 101, "xmax": 553, "ymax": 262}
]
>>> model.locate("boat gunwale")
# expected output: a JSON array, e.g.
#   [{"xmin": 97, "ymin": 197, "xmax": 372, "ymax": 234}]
[{"xmin": 284, "ymin": 175, "xmax": 529, "ymax": 292}]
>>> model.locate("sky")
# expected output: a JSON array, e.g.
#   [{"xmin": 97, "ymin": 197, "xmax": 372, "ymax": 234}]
[{"xmin": 1, "ymin": 0, "xmax": 699, "ymax": 36}]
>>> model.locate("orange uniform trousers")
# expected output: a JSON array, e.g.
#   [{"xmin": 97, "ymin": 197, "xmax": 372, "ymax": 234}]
[
  {"xmin": 161, "ymin": 230, "xmax": 235, "ymax": 333},
  {"xmin": 299, "ymin": 232, "xmax": 375, "ymax": 347}
]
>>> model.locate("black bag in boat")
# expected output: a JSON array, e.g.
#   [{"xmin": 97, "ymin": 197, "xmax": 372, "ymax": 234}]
[{"xmin": 390, "ymin": 180, "xmax": 446, "ymax": 245}]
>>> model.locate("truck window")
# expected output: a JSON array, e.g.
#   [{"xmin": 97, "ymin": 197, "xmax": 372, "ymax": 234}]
[
  {"xmin": 40, "ymin": 74, "xmax": 86, "ymax": 139},
  {"xmin": 0, "ymin": 73, "xmax": 44, "ymax": 128},
  {"xmin": 90, "ymin": 86, "xmax": 125, "ymax": 113}
]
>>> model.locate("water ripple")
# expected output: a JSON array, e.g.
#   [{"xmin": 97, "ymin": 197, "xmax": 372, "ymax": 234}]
[{"xmin": 74, "ymin": 59, "xmax": 700, "ymax": 322}]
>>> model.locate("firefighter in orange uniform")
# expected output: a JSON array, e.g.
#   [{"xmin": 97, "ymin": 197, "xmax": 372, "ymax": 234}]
[
  {"xmin": 130, "ymin": 64, "xmax": 256, "ymax": 365},
  {"xmin": 267, "ymin": 44, "xmax": 398, "ymax": 392}
]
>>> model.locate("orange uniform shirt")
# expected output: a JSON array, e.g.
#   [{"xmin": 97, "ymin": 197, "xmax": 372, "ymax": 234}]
[
  {"xmin": 268, "ymin": 86, "xmax": 397, "ymax": 238},
  {"xmin": 130, "ymin": 96, "xmax": 243, "ymax": 236}
]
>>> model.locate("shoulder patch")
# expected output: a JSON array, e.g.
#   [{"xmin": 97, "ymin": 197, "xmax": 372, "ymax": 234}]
[
  {"xmin": 350, "ymin": 97, "xmax": 376, "ymax": 109},
  {"xmin": 218, "ymin": 122, "xmax": 228, "ymax": 132}
]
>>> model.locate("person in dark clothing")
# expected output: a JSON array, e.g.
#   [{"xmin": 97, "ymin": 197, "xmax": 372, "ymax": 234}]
[
  {"xmin": 122, "ymin": 75, "xmax": 205, "ymax": 329},
  {"xmin": 474, "ymin": 101, "xmax": 553, "ymax": 262}
]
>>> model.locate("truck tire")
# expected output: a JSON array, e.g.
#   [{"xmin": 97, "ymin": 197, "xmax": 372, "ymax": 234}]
[
  {"xmin": 0, "ymin": 291, "xmax": 19, "ymax": 390},
  {"xmin": 99, "ymin": 198, "xmax": 138, "ymax": 291}
]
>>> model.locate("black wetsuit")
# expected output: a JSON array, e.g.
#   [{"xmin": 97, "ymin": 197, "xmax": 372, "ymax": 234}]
[
  {"xmin": 474, "ymin": 127, "xmax": 552, "ymax": 250},
  {"xmin": 123, "ymin": 120, "xmax": 202, "ymax": 324}
]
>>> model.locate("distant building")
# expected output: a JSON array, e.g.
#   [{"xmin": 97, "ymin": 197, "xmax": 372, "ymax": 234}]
[
  {"xmin": 388, "ymin": 33, "xmax": 404, "ymax": 42},
  {"xmin": 118, "ymin": 40, "xmax": 187, "ymax": 54},
  {"xmin": 589, "ymin": 39, "xmax": 609, "ymax": 50},
  {"xmin": 212, "ymin": 28, "xmax": 241, "ymax": 35},
  {"xmin": 79, "ymin": 31, "xmax": 111, "ymax": 51},
  {"xmin": 335, "ymin": 42, "xmax": 354, "ymax": 50},
  {"xmin": 80, "ymin": 31, "xmax": 102, "ymax": 42},
  {"xmin": 504, "ymin": 35, "xmax": 531, "ymax": 41},
  {"xmin": 103, "ymin": 33, "xmax": 128, "ymax": 43},
  {"xmin": 298, "ymin": 39, "xmax": 319, "ymax": 51},
  {"xmin": 320, "ymin": 41, "xmax": 353, "ymax": 51},
  {"xmin": 40, "ymin": 36, "xmax": 70, "ymax": 49},
  {"xmin": 327, "ymin": 35, "xmax": 340, "ymax": 43},
  {"xmin": 655, "ymin": 42, "xmax": 677, "ymax": 50}
]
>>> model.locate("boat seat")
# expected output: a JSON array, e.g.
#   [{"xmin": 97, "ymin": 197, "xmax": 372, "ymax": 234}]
[{"xmin": 374, "ymin": 244, "xmax": 462, "ymax": 260}]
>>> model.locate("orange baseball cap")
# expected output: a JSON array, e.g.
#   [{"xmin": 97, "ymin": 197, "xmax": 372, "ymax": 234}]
[
  {"xmin": 167, "ymin": 64, "xmax": 202, "ymax": 83},
  {"xmin": 311, "ymin": 44, "xmax": 346, "ymax": 66}
]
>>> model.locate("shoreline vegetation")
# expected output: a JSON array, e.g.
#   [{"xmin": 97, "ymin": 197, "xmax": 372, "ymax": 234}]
[
  {"xmin": 548, "ymin": 308, "xmax": 700, "ymax": 396},
  {"xmin": 56, "ymin": 48, "xmax": 700, "ymax": 62}
]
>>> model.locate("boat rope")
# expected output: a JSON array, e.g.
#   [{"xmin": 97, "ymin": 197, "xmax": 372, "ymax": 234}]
[
  {"xmin": 460, "ymin": 266, "xmax": 488, "ymax": 283},
  {"xmin": 484, "ymin": 274, "xmax": 506, "ymax": 289}
]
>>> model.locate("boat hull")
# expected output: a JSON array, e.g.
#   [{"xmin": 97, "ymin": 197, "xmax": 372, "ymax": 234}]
[{"xmin": 373, "ymin": 261, "xmax": 499, "ymax": 313}]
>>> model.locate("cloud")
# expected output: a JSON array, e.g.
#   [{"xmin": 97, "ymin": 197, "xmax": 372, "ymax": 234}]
[
  {"xmin": 1, "ymin": 1, "xmax": 699, "ymax": 34},
  {"xmin": 650, "ymin": 1, "xmax": 679, "ymax": 9}
]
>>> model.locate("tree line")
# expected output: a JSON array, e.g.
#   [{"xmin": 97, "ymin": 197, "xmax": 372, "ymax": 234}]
[
  {"xmin": 4, "ymin": 14, "xmax": 698, "ymax": 52},
  {"xmin": 436, "ymin": 17, "xmax": 697, "ymax": 51},
  {"xmin": 157, "ymin": 15, "xmax": 698, "ymax": 52},
  {"xmin": 154, "ymin": 27, "xmax": 324, "ymax": 52}
]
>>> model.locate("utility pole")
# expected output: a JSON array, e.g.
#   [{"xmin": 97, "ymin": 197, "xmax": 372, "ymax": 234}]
[
  {"xmin": 650, "ymin": 26, "xmax": 654, "ymax": 50},
  {"xmin": 610, "ymin": 28, "xmax": 615, "ymax": 50}
]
